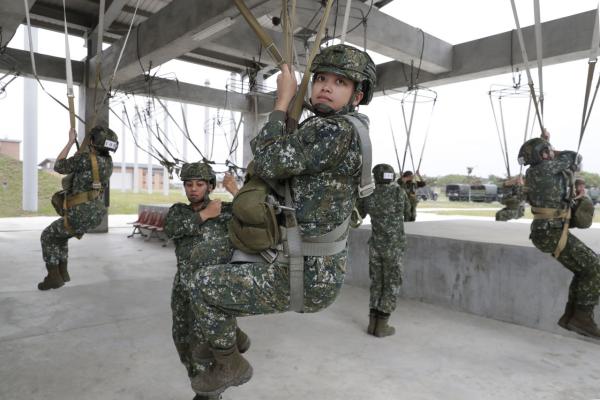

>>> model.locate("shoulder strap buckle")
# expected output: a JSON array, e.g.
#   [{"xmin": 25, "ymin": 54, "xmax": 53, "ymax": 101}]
[{"xmin": 358, "ymin": 182, "xmax": 375, "ymax": 198}]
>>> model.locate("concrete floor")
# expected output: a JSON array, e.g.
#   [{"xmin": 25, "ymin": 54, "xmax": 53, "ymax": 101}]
[{"xmin": 1, "ymin": 216, "xmax": 600, "ymax": 400}]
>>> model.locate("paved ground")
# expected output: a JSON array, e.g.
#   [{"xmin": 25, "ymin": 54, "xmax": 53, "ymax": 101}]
[{"xmin": 1, "ymin": 216, "xmax": 600, "ymax": 400}]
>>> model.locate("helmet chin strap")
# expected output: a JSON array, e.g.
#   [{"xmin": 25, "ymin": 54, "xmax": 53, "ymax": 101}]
[{"xmin": 310, "ymin": 92, "xmax": 359, "ymax": 117}]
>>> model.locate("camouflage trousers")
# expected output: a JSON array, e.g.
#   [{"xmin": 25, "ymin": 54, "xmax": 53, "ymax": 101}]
[
  {"xmin": 530, "ymin": 226, "xmax": 600, "ymax": 306},
  {"xmin": 40, "ymin": 201, "xmax": 105, "ymax": 266},
  {"xmin": 191, "ymin": 252, "xmax": 346, "ymax": 349},
  {"xmin": 369, "ymin": 243, "xmax": 404, "ymax": 313},
  {"xmin": 171, "ymin": 271, "xmax": 212, "ymax": 377},
  {"xmin": 407, "ymin": 200, "xmax": 417, "ymax": 222}
]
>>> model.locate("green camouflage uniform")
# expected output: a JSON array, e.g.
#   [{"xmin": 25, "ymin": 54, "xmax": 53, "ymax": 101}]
[
  {"xmin": 356, "ymin": 183, "xmax": 410, "ymax": 313},
  {"xmin": 399, "ymin": 180, "xmax": 424, "ymax": 222},
  {"xmin": 164, "ymin": 200, "xmax": 234, "ymax": 377},
  {"xmin": 526, "ymin": 151, "xmax": 600, "ymax": 306},
  {"xmin": 40, "ymin": 152, "xmax": 112, "ymax": 266},
  {"xmin": 496, "ymin": 184, "xmax": 525, "ymax": 221},
  {"xmin": 191, "ymin": 110, "xmax": 366, "ymax": 349}
]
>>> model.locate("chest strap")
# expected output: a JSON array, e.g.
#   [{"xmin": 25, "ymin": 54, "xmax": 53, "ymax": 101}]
[
  {"xmin": 342, "ymin": 114, "xmax": 374, "ymax": 198},
  {"xmin": 531, "ymin": 206, "xmax": 571, "ymax": 258}
]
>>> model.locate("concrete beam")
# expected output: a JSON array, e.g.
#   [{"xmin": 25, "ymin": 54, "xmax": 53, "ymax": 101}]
[
  {"xmin": 294, "ymin": 0, "xmax": 453, "ymax": 74},
  {"xmin": 0, "ymin": 0, "xmax": 36, "ymax": 48},
  {"xmin": 376, "ymin": 9, "xmax": 599, "ymax": 92},
  {"xmin": 103, "ymin": 0, "xmax": 129, "ymax": 30},
  {"xmin": 91, "ymin": 0, "xmax": 277, "ymax": 87},
  {"xmin": 117, "ymin": 76, "xmax": 274, "ymax": 114},
  {"xmin": 0, "ymin": 47, "xmax": 85, "ymax": 84}
]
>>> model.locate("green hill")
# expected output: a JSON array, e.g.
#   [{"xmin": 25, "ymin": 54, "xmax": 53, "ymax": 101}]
[{"xmin": 0, "ymin": 154, "xmax": 62, "ymax": 217}]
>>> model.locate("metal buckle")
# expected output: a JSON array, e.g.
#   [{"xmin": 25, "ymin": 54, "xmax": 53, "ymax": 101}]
[
  {"xmin": 260, "ymin": 248, "xmax": 278, "ymax": 263},
  {"xmin": 358, "ymin": 182, "xmax": 375, "ymax": 198},
  {"xmin": 92, "ymin": 183, "xmax": 102, "ymax": 190}
]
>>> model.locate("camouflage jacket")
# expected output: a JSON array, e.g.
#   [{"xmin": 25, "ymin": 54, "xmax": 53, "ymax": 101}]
[
  {"xmin": 251, "ymin": 110, "xmax": 365, "ymax": 237},
  {"xmin": 526, "ymin": 151, "xmax": 578, "ymax": 230},
  {"xmin": 164, "ymin": 201, "xmax": 233, "ymax": 273},
  {"xmin": 54, "ymin": 151, "xmax": 113, "ymax": 195},
  {"xmin": 356, "ymin": 183, "xmax": 410, "ymax": 245},
  {"xmin": 399, "ymin": 179, "xmax": 425, "ymax": 200}
]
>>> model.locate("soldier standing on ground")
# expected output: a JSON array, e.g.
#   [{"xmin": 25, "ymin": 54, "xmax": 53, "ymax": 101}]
[
  {"xmin": 38, "ymin": 127, "xmax": 117, "ymax": 290},
  {"xmin": 356, "ymin": 164, "xmax": 410, "ymax": 337},
  {"xmin": 399, "ymin": 170, "xmax": 426, "ymax": 222},
  {"xmin": 519, "ymin": 137, "xmax": 600, "ymax": 338},
  {"xmin": 164, "ymin": 162, "xmax": 248, "ymax": 400},
  {"xmin": 189, "ymin": 44, "xmax": 376, "ymax": 398}
]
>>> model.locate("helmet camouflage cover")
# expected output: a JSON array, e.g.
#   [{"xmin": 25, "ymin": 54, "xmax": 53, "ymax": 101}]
[
  {"xmin": 518, "ymin": 137, "xmax": 551, "ymax": 166},
  {"xmin": 179, "ymin": 162, "xmax": 216, "ymax": 187},
  {"xmin": 90, "ymin": 126, "xmax": 119, "ymax": 152},
  {"xmin": 311, "ymin": 44, "xmax": 377, "ymax": 105},
  {"xmin": 372, "ymin": 163, "xmax": 395, "ymax": 184}
]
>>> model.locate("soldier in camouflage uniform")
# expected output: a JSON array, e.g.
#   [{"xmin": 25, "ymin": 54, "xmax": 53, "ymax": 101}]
[
  {"xmin": 356, "ymin": 164, "xmax": 410, "ymax": 337},
  {"xmin": 38, "ymin": 126, "xmax": 117, "ymax": 290},
  {"xmin": 495, "ymin": 176, "xmax": 525, "ymax": 221},
  {"xmin": 164, "ymin": 163, "xmax": 248, "ymax": 400},
  {"xmin": 189, "ymin": 44, "xmax": 376, "ymax": 397},
  {"xmin": 519, "ymin": 137, "xmax": 600, "ymax": 339},
  {"xmin": 399, "ymin": 170, "xmax": 426, "ymax": 222}
]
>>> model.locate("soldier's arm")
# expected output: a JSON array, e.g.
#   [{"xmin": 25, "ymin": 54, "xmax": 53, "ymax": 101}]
[
  {"xmin": 54, "ymin": 152, "xmax": 84, "ymax": 175},
  {"xmin": 401, "ymin": 189, "xmax": 411, "ymax": 220},
  {"xmin": 548, "ymin": 151, "xmax": 580, "ymax": 173},
  {"xmin": 355, "ymin": 197, "xmax": 367, "ymax": 218},
  {"xmin": 164, "ymin": 203, "xmax": 204, "ymax": 240},
  {"xmin": 251, "ymin": 113, "xmax": 356, "ymax": 179}
]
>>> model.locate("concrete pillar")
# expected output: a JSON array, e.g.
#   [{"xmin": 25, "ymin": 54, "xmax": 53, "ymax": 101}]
[
  {"xmin": 121, "ymin": 108, "xmax": 127, "ymax": 191},
  {"xmin": 162, "ymin": 103, "xmax": 169, "ymax": 196},
  {"xmin": 133, "ymin": 122, "xmax": 139, "ymax": 193},
  {"xmin": 147, "ymin": 112, "xmax": 153, "ymax": 195},
  {"xmin": 22, "ymin": 28, "xmax": 38, "ymax": 212},
  {"xmin": 242, "ymin": 95, "xmax": 268, "ymax": 167}
]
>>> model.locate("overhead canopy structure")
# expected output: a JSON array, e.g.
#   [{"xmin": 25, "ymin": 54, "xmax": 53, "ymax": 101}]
[{"xmin": 0, "ymin": 0, "xmax": 598, "ymax": 112}]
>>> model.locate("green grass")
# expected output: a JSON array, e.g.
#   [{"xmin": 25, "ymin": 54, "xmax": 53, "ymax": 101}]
[{"xmin": 0, "ymin": 154, "xmax": 233, "ymax": 217}]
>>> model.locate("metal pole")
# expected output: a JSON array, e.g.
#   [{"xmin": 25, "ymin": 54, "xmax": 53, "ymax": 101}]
[
  {"xmin": 121, "ymin": 108, "xmax": 127, "ymax": 191},
  {"xmin": 133, "ymin": 122, "xmax": 139, "ymax": 193},
  {"xmin": 22, "ymin": 28, "xmax": 38, "ymax": 212},
  {"xmin": 163, "ymin": 101, "xmax": 169, "ymax": 196}
]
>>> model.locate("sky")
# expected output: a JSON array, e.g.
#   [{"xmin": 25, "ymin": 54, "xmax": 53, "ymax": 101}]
[{"xmin": 0, "ymin": 0, "xmax": 599, "ymax": 179}]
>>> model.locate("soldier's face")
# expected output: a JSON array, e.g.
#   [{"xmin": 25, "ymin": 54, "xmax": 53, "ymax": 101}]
[
  {"xmin": 311, "ymin": 72, "xmax": 363, "ymax": 111},
  {"xmin": 184, "ymin": 179, "xmax": 209, "ymax": 203}
]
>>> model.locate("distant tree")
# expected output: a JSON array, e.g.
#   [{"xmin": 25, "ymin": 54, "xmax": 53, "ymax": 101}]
[{"xmin": 579, "ymin": 171, "xmax": 600, "ymax": 187}]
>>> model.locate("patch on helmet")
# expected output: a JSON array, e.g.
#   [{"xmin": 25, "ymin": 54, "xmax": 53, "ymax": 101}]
[
  {"xmin": 104, "ymin": 139, "xmax": 118, "ymax": 150},
  {"xmin": 383, "ymin": 172, "xmax": 394, "ymax": 180}
]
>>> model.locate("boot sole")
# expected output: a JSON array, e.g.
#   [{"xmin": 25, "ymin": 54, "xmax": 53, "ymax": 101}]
[
  {"xmin": 37, "ymin": 282, "xmax": 65, "ymax": 291},
  {"xmin": 192, "ymin": 365, "xmax": 253, "ymax": 397},
  {"xmin": 565, "ymin": 322, "xmax": 600, "ymax": 340}
]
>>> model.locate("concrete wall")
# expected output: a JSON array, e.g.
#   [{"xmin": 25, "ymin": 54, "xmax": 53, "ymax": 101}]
[{"xmin": 346, "ymin": 224, "xmax": 600, "ymax": 335}]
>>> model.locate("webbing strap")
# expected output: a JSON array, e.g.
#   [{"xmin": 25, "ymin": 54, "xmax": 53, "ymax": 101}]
[
  {"xmin": 531, "ymin": 207, "xmax": 570, "ymax": 258},
  {"xmin": 342, "ymin": 115, "xmax": 374, "ymax": 198},
  {"xmin": 553, "ymin": 208, "xmax": 571, "ymax": 258},
  {"xmin": 90, "ymin": 151, "xmax": 102, "ymax": 190},
  {"xmin": 66, "ymin": 190, "xmax": 101, "ymax": 208},
  {"xmin": 284, "ymin": 182, "xmax": 305, "ymax": 313}
]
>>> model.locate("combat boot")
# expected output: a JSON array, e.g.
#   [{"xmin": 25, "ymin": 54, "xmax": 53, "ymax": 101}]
[
  {"xmin": 557, "ymin": 301, "xmax": 575, "ymax": 330},
  {"xmin": 193, "ymin": 394, "xmax": 221, "ymax": 400},
  {"xmin": 37, "ymin": 265, "xmax": 64, "ymax": 291},
  {"xmin": 193, "ymin": 328, "xmax": 251, "ymax": 363},
  {"xmin": 566, "ymin": 305, "xmax": 600, "ymax": 339},
  {"xmin": 58, "ymin": 260, "xmax": 70, "ymax": 282},
  {"xmin": 367, "ymin": 309, "xmax": 378, "ymax": 335},
  {"xmin": 191, "ymin": 346, "xmax": 253, "ymax": 396},
  {"xmin": 374, "ymin": 312, "xmax": 395, "ymax": 338}
]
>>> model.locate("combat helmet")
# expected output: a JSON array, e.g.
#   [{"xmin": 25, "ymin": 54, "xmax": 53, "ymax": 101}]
[
  {"xmin": 179, "ymin": 162, "xmax": 216, "ymax": 188},
  {"xmin": 311, "ymin": 44, "xmax": 377, "ymax": 106},
  {"xmin": 518, "ymin": 137, "xmax": 552, "ymax": 166},
  {"xmin": 90, "ymin": 126, "xmax": 119, "ymax": 153},
  {"xmin": 372, "ymin": 163, "xmax": 395, "ymax": 184}
]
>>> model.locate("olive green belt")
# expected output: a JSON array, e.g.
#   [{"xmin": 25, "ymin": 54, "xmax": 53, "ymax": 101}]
[{"xmin": 531, "ymin": 206, "xmax": 571, "ymax": 258}]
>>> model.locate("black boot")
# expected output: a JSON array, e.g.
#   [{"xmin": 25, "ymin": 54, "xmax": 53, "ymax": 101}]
[
  {"xmin": 37, "ymin": 265, "xmax": 64, "ymax": 290},
  {"xmin": 191, "ymin": 345, "xmax": 253, "ymax": 396},
  {"xmin": 236, "ymin": 327, "xmax": 251, "ymax": 354},
  {"xmin": 557, "ymin": 301, "xmax": 575, "ymax": 330},
  {"xmin": 193, "ymin": 328, "xmax": 251, "ymax": 363},
  {"xmin": 193, "ymin": 394, "xmax": 221, "ymax": 400},
  {"xmin": 367, "ymin": 309, "xmax": 378, "ymax": 335},
  {"xmin": 58, "ymin": 260, "xmax": 70, "ymax": 282},
  {"xmin": 374, "ymin": 312, "xmax": 395, "ymax": 338},
  {"xmin": 566, "ymin": 305, "xmax": 600, "ymax": 339}
]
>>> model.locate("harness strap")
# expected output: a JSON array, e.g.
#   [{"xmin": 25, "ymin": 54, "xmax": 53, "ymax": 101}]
[
  {"xmin": 531, "ymin": 206, "xmax": 571, "ymax": 258},
  {"xmin": 342, "ymin": 114, "xmax": 374, "ymax": 197}
]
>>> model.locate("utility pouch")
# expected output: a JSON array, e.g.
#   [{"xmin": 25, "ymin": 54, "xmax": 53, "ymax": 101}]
[
  {"xmin": 229, "ymin": 173, "xmax": 281, "ymax": 254},
  {"xmin": 51, "ymin": 190, "xmax": 67, "ymax": 216},
  {"xmin": 571, "ymin": 197, "xmax": 594, "ymax": 229}
]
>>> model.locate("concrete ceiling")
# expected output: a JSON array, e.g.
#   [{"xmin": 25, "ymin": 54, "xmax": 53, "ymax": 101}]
[{"xmin": 0, "ymin": 0, "xmax": 598, "ymax": 106}]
